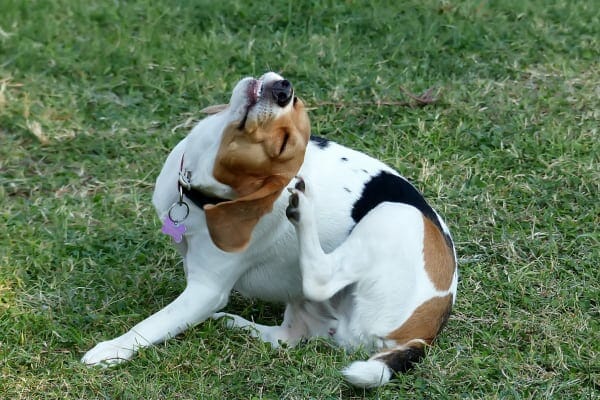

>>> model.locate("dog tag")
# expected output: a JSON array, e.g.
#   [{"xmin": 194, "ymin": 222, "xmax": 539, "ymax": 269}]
[
  {"xmin": 161, "ymin": 201, "xmax": 190, "ymax": 243},
  {"xmin": 161, "ymin": 217, "xmax": 187, "ymax": 243}
]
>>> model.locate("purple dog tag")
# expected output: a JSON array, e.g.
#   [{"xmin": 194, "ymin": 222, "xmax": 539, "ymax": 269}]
[{"xmin": 161, "ymin": 217, "xmax": 187, "ymax": 243}]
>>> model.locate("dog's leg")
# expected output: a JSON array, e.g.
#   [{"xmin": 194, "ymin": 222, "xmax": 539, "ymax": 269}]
[
  {"xmin": 82, "ymin": 274, "xmax": 230, "ymax": 366},
  {"xmin": 212, "ymin": 303, "xmax": 308, "ymax": 347},
  {"xmin": 212, "ymin": 312, "xmax": 293, "ymax": 347},
  {"xmin": 286, "ymin": 178, "xmax": 361, "ymax": 302}
]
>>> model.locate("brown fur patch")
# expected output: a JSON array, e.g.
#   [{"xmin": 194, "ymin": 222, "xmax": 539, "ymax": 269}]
[
  {"xmin": 423, "ymin": 216, "xmax": 455, "ymax": 291},
  {"xmin": 204, "ymin": 97, "xmax": 310, "ymax": 252},
  {"xmin": 386, "ymin": 294, "xmax": 453, "ymax": 344}
]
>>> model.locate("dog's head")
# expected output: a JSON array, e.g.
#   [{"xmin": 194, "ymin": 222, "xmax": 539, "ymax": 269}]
[{"xmin": 199, "ymin": 72, "xmax": 310, "ymax": 252}]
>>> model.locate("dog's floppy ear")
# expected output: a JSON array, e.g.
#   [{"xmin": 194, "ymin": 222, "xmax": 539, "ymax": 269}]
[
  {"xmin": 204, "ymin": 175, "xmax": 287, "ymax": 252},
  {"xmin": 204, "ymin": 99, "xmax": 310, "ymax": 252},
  {"xmin": 200, "ymin": 104, "xmax": 229, "ymax": 114}
]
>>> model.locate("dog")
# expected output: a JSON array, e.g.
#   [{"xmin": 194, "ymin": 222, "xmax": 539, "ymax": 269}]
[{"xmin": 82, "ymin": 72, "xmax": 458, "ymax": 388}]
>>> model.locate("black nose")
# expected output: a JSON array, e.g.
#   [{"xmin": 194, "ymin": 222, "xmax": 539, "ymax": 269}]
[{"xmin": 272, "ymin": 79, "xmax": 293, "ymax": 107}]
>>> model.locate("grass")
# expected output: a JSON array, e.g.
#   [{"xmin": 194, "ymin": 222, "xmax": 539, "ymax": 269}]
[{"xmin": 1, "ymin": 0, "xmax": 598, "ymax": 398}]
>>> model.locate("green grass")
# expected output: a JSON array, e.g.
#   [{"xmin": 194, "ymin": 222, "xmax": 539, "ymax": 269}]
[{"xmin": 1, "ymin": 0, "xmax": 598, "ymax": 398}]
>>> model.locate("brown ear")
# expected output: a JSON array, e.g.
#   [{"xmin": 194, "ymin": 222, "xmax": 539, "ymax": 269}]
[
  {"xmin": 203, "ymin": 176, "xmax": 287, "ymax": 252},
  {"xmin": 200, "ymin": 104, "xmax": 229, "ymax": 114}
]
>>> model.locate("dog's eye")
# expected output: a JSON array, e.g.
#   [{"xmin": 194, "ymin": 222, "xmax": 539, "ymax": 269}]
[
  {"xmin": 279, "ymin": 131, "xmax": 290, "ymax": 156},
  {"xmin": 293, "ymin": 96, "xmax": 298, "ymax": 106}
]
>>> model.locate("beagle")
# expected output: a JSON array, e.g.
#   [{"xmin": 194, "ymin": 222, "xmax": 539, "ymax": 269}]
[{"xmin": 82, "ymin": 72, "xmax": 458, "ymax": 388}]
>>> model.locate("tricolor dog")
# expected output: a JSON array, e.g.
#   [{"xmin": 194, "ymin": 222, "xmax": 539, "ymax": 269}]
[{"xmin": 82, "ymin": 72, "xmax": 458, "ymax": 388}]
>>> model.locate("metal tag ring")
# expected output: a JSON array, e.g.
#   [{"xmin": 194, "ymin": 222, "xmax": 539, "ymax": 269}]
[{"xmin": 168, "ymin": 201, "xmax": 190, "ymax": 224}]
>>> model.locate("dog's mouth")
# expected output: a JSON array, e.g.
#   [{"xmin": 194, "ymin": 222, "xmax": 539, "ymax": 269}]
[
  {"xmin": 238, "ymin": 79, "xmax": 263, "ymax": 129},
  {"xmin": 247, "ymin": 79, "xmax": 262, "ymax": 107}
]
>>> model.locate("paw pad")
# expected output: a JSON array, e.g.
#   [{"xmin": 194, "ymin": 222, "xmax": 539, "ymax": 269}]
[
  {"xmin": 286, "ymin": 193, "xmax": 301, "ymax": 223},
  {"xmin": 286, "ymin": 177, "xmax": 306, "ymax": 223},
  {"xmin": 294, "ymin": 176, "xmax": 305, "ymax": 192}
]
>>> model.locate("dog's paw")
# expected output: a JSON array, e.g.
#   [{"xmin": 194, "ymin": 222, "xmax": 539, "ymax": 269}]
[
  {"xmin": 286, "ymin": 177, "xmax": 306, "ymax": 224},
  {"xmin": 286, "ymin": 192, "xmax": 301, "ymax": 223},
  {"xmin": 212, "ymin": 312, "xmax": 262, "ymax": 337},
  {"xmin": 212, "ymin": 312, "xmax": 236, "ymax": 329},
  {"xmin": 81, "ymin": 338, "xmax": 135, "ymax": 367}
]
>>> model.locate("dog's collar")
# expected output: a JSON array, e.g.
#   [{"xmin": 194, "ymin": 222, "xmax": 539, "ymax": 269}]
[
  {"xmin": 182, "ymin": 186, "xmax": 228, "ymax": 209},
  {"xmin": 178, "ymin": 154, "xmax": 228, "ymax": 210}
]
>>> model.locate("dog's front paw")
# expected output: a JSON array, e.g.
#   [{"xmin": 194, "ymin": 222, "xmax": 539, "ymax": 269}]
[
  {"xmin": 81, "ymin": 337, "xmax": 135, "ymax": 367},
  {"xmin": 286, "ymin": 177, "xmax": 306, "ymax": 224}
]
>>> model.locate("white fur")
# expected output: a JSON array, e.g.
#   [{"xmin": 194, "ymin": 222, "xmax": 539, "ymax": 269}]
[
  {"xmin": 342, "ymin": 360, "xmax": 392, "ymax": 388},
  {"xmin": 82, "ymin": 72, "xmax": 457, "ymax": 388}
]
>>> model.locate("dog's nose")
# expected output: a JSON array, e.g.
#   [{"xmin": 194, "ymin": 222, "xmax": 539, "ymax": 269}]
[{"xmin": 272, "ymin": 80, "xmax": 293, "ymax": 107}]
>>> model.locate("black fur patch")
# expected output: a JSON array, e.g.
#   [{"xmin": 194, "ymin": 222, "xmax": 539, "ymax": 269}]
[
  {"xmin": 350, "ymin": 171, "xmax": 454, "ymax": 251},
  {"xmin": 351, "ymin": 171, "xmax": 438, "ymax": 225},
  {"xmin": 310, "ymin": 135, "xmax": 330, "ymax": 149},
  {"xmin": 376, "ymin": 345, "xmax": 425, "ymax": 374}
]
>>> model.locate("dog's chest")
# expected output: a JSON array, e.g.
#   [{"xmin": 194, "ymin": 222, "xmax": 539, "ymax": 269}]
[
  {"xmin": 232, "ymin": 197, "xmax": 355, "ymax": 302},
  {"xmin": 234, "ymin": 256, "xmax": 304, "ymax": 301}
]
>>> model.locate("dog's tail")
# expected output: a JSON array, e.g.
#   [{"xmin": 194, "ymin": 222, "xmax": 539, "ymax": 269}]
[{"xmin": 342, "ymin": 339, "xmax": 428, "ymax": 388}]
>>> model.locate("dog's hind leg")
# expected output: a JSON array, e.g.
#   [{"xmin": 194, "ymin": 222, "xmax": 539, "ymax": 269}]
[
  {"xmin": 286, "ymin": 178, "xmax": 362, "ymax": 303},
  {"xmin": 213, "ymin": 303, "xmax": 309, "ymax": 347}
]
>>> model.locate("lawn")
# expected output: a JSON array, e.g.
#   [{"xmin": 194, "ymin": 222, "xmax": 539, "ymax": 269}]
[{"xmin": 0, "ymin": 0, "xmax": 598, "ymax": 398}]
